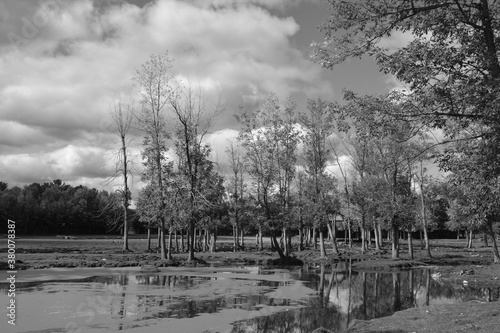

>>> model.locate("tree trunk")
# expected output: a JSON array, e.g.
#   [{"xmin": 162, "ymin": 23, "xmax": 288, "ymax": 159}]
[
  {"xmin": 174, "ymin": 230, "xmax": 179, "ymax": 252},
  {"xmin": 391, "ymin": 223, "xmax": 399, "ymax": 259},
  {"xmin": 374, "ymin": 222, "xmax": 380, "ymax": 251},
  {"xmin": 283, "ymin": 228, "xmax": 289, "ymax": 256},
  {"xmin": 157, "ymin": 227, "xmax": 161, "ymax": 248},
  {"xmin": 368, "ymin": 228, "xmax": 373, "ymax": 248},
  {"xmin": 348, "ymin": 221, "xmax": 353, "ymax": 248},
  {"xmin": 122, "ymin": 206, "xmax": 129, "ymax": 252},
  {"xmin": 258, "ymin": 225, "xmax": 263, "ymax": 251},
  {"xmin": 299, "ymin": 226, "xmax": 304, "ymax": 251},
  {"xmin": 187, "ymin": 222, "xmax": 195, "ymax": 261},
  {"xmin": 147, "ymin": 227, "xmax": 151, "ymax": 252},
  {"xmin": 360, "ymin": 225, "xmax": 367, "ymax": 253},
  {"xmin": 313, "ymin": 227, "xmax": 318, "ymax": 250},
  {"xmin": 160, "ymin": 226, "xmax": 167, "ymax": 259},
  {"xmin": 487, "ymin": 222, "xmax": 500, "ymax": 263},
  {"xmin": 204, "ymin": 228, "xmax": 209, "ymax": 252},
  {"xmin": 167, "ymin": 229, "xmax": 173, "ymax": 260},
  {"xmin": 210, "ymin": 227, "xmax": 217, "ymax": 253},
  {"xmin": 408, "ymin": 230, "xmax": 413, "ymax": 260},
  {"xmin": 467, "ymin": 230, "xmax": 473, "ymax": 249},
  {"xmin": 423, "ymin": 227, "xmax": 432, "ymax": 258},
  {"xmin": 377, "ymin": 223, "xmax": 383, "ymax": 249},
  {"xmin": 319, "ymin": 228, "xmax": 327, "ymax": 259},
  {"xmin": 287, "ymin": 229, "xmax": 292, "ymax": 255},
  {"xmin": 272, "ymin": 234, "xmax": 286, "ymax": 260},
  {"xmin": 327, "ymin": 222, "xmax": 339, "ymax": 254},
  {"xmin": 181, "ymin": 230, "xmax": 185, "ymax": 252},
  {"xmin": 240, "ymin": 229, "xmax": 245, "ymax": 250},
  {"xmin": 234, "ymin": 222, "xmax": 240, "ymax": 251}
]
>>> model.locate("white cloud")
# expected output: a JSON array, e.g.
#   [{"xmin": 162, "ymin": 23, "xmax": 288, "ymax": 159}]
[{"xmin": 0, "ymin": 0, "xmax": 333, "ymax": 189}]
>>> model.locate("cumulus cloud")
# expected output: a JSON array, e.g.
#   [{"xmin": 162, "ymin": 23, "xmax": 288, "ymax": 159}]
[{"xmin": 0, "ymin": 0, "xmax": 334, "ymax": 189}]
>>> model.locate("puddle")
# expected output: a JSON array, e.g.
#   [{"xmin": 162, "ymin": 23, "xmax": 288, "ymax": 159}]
[{"xmin": 1, "ymin": 264, "xmax": 498, "ymax": 333}]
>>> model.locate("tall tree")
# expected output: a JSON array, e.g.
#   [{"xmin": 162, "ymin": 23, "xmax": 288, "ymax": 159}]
[
  {"xmin": 313, "ymin": 0, "xmax": 500, "ymax": 195},
  {"xmin": 300, "ymin": 98, "xmax": 339, "ymax": 257},
  {"xmin": 170, "ymin": 82, "xmax": 223, "ymax": 262},
  {"xmin": 110, "ymin": 99, "xmax": 133, "ymax": 252},
  {"xmin": 443, "ymin": 134, "xmax": 500, "ymax": 262},
  {"xmin": 134, "ymin": 53, "xmax": 174, "ymax": 260},
  {"xmin": 336, "ymin": 94, "xmax": 422, "ymax": 258},
  {"xmin": 237, "ymin": 93, "xmax": 300, "ymax": 260},
  {"xmin": 226, "ymin": 139, "xmax": 245, "ymax": 251}
]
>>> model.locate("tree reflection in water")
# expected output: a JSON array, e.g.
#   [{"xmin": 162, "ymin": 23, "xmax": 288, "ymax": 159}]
[
  {"xmin": 4, "ymin": 265, "xmax": 498, "ymax": 333},
  {"xmin": 231, "ymin": 262, "xmax": 499, "ymax": 333}
]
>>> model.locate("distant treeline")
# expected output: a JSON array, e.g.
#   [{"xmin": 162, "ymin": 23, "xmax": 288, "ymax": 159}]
[{"xmin": 0, "ymin": 179, "xmax": 128, "ymax": 235}]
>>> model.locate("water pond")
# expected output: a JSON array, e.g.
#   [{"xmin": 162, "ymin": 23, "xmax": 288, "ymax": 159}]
[{"xmin": 1, "ymin": 262, "xmax": 498, "ymax": 333}]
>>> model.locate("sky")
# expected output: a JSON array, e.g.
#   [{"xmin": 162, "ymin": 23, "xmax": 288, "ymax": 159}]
[{"xmin": 0, "ymin": 0, "xmax": 403, "ymax": 197}]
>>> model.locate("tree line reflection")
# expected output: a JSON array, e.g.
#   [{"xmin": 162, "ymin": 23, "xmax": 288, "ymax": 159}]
[
  {"xmin": 231, "ymin": 262, "xmax": 499, "ymax": 333},
  {"xmin": 6, "ymin": 265, "xmax": 496, "ymax": 332}
]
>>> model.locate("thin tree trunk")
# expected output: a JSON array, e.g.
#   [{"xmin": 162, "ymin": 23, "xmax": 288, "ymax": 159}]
[
  {"xmin": 203, "ymin": 228, "xmax": 208, "ymax": 252},
  {"xmin": 487, "ymin": 222, "xmax": 500, "ymax": 263},
  {"xmin": 299, "ymin": 226, "xmax": 304, "ymax": 251},
  {"xmin": 181, "ymin": 230, "xmax": 185, "ymax": 252},
  {"xmin": 240, "ymin": 229, "xmax": 245, "ymax": 250},
  {"xmin": 187, "ymin": 222, "xmax": 195, "ymax": 261},
  {"xmin": 319, "ymin": 228, "xmax": 327, "ymax": 259},
  {"xmin": 348, "ymin": 222, "xmax": 353, "ymax": 248},
  {"xmin": 287, "ymin": 229, "xmax": 292, "ymax": 255},
  {"xmin": 327, "ymin": 222, "xmax": 339, "ymax": 254},
  {"xmin": 160, "ymin": 226, "xmax": 166, "ymax": 258},
  {"xmin": 147, "ymin": 227, "xmax": 151, "ymax": 252},
  {"xmin": 210, "ymin": 228, "xmax": 217, "ymax": 253},
  {"xmin": 408, "ymin": 230, "xmax": 413, "ymax": 260},
  {"xmin": 283, "ymin": 227, "xmax": 289, "ymax": 256},
  {"xmin": 258, "ymin": 225, "xmax": 263, "ymax": 251},
  {"xmin": 157, "ymin": 227, "xmax": 161, "ymax": 248},
  {"xmin": 360, "ymin": 225, "xmax": 367, "ymax": 253},
  {"xmin": 392, "ymin": 223, "xmax": 399, "ymax": 259},
  {"xmin": 312, "ymin": 227, "xmax": 318, "ymax": 250},
  {"xmin": 167, "ymin": 229, "xmax": 173, "ymax": 260},
  {"xmin": 272, "ymin": 234, "xmax": 286, "ymax": 260},
  {"xmin": 378, "ymin": 223, "xmax": 383, "ymax": 249},
  {"xmin": 374, "ymin": 222, "xmax": 380, "ymax": 251},
  {"xmin": 467, "ymin": 230, "xmax": 473, "ymax": 249}
]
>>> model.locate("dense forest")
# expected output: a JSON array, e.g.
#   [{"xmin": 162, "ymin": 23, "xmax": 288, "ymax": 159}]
[{"xmin": 0, "ymin": 179, "xmax": 127, "ymax": 235}]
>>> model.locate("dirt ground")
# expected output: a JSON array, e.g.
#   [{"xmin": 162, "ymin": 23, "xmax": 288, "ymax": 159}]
[{"xmin": 2, "ymin": 235, "xmax": 500, "ymax": 333}]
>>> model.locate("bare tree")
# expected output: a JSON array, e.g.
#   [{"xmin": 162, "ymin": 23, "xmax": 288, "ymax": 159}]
[{"xmin": 111, "ymin": 99, "xmax": 134, "ymax": 252}]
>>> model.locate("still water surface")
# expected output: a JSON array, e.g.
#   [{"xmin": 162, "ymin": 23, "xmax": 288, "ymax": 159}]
[{"xmin": 1, "ymin": 263, "xmax": 498, "ymax": 333}]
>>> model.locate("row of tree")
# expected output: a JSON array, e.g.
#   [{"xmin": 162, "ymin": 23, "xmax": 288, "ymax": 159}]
[
  {"xmin": 126, "ymin": 51, "xmax": 499, "ymax": 263},
  {"xmin": 0, "ymin": 180, "xmax": 124, "ymax": 235}
]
